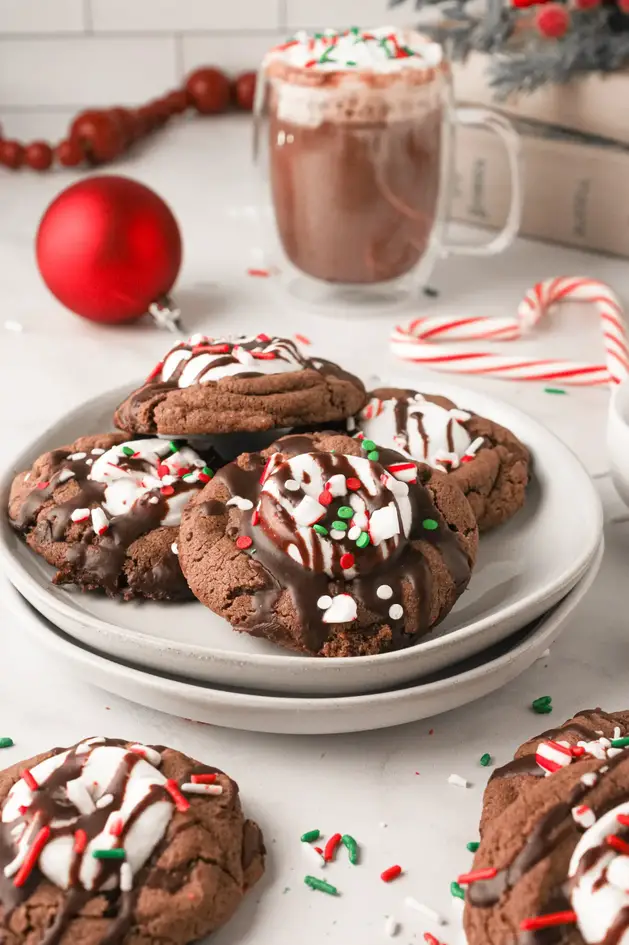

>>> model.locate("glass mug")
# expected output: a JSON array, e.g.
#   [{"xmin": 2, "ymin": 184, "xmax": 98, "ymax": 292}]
[{"xmin": 253, "ymin": 27, "xmax": 522, "ymax": 311}]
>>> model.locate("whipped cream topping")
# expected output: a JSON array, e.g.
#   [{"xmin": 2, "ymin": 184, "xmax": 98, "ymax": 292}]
[{"xmin": 266, "ymin": 27, "xmax": 443, "ymax": 73}]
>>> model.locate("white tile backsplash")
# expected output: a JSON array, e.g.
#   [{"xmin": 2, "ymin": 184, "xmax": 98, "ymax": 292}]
[{"xmin": 0, "ymin": 0, "xmax": 410, "ymax": 136}]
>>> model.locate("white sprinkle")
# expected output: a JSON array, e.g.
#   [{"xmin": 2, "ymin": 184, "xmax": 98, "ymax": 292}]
[
  {"xmin": 226, "ymin": 496, "xmax": 256, "ymax": 512},
  {"xmin": 181, "ymin": 783, "xmax": 223, "ymax": 796},
  {"xmin": 120, "ymin": 862, "xmax": 133, "ymax": 893},
  {"xmin": 379, "ymin": 822, "xmax": 388, "ymax": 828},
  {"xmin": 614, "ymin": 727, "xmax": 622, "ymax": 740},
  {"xmin": 71, "ymin": 508, "xmax": 90, "ymax": 523},
  {"xmin": 571, "ymin": 804, "xmax": 596, "ymax": 829},
  {"xmin": 85, "ymin": 458, "xmax": 93, "ymax": 466},
  {"xmin": 464, "ymin": 436, "xmax": 485, "ymax": 458},
  {"xmin": 346, "ymin": 416, "xmax": 356, "ymax": 432},
  {"xmin": 600, "ymin": 765, "xmax": 610, "ymax": 773},
  {"xmin": 96, "ymin": 793, "xmax": 115, "ymax": 809},
  {"xmin": 68, "ymin": 452, "xmax": 87, "ymax": 461},
  {"xmin": 57, "ymin": 468, "xmax": 76, "ymax": 484},
  {"xmin": 284, "ymin": 479, "xmax": 300, "ymax": 492},
  {"xmin": 4, "ymin": 320, "xmax": 23, "ymax": 333},
  {"xmin": 448, "ymin": 774, "xmax": 470, "ymax": 788},
  {"xmin": 377, "ymin": 585, "xmax": 393, "ymax": 600},
  {"xmin": 581, "ymin": 772, "xmax": 598, "ymax": 787},
  {"xmin": 161, "ymin": 474, "xmax": 176, "ymax": 486},
  {"xmin": 404, "ymin": 897, "xmax": 446, "ymax": 925},
  {"xmin": 91, "ymin": 448, "xmax": 105, "ymax": 456},
  {"xmin": 389, "ymin": 604, "xmax": 404, "ymax": 620},
  {"xmin": 317, "ymin": 595, "xmax": 333, "ymax": 610},
  {"xmin": 384, "ymin": 916, "xmax": 400, "ymax": 938},
  {"xmin": 91, "ymin": 507, "xmax": 109, "ymax": 535},
  {"xmin": 287, "ymin": 544, "xmax": 303, "ymax": 564},
  {"xmin": 330, "ymin": 529, "xmax": 346, "ymax": 541},
  {"xmin": 129, "ymin": 744, "xmax": 162, "ymax": 766},
  {"xmin": 347, "ymin": 525, "xmax": 361, "ymax": 541},
  {"xmin": 171, "ymin": 543, "xmax": 179, "ymax": 556},
  {"xmin": 595, "ymin": 730, "xmax": 604, "ymax": 735},
  {"xmin": 149, "ymin": 496, "xmax": 159, "ymax": 504}
]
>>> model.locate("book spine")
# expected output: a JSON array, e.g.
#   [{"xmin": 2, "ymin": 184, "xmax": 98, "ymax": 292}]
[
  {"xmin": 451, "ymin": 124, "xmax": 629, "ymax": 258},
  {"xmin": 453, "ymin": 53, "xmax": 629, "ymax": 146}
]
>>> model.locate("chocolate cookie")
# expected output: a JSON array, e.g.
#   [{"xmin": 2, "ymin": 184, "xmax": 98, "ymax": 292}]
[
  {"xmin": 178, "ymin": 430, "xmax": 478, "ymax": 656},
  {"xmin": 463, "ymin": 707, "xmax": 629, "ymax": 945},
  {"xmin": 8, "ymin": 434, "xmax": 218, "ymax": 600},
  {"xmin": 357, "ymin": 388, "xmax": 530, "ymax": 531},
  {"xmin": 114, "ymin": 334, "xmax": 366, "ymax": 436},
  {"xmin": 0, "ymin": 736, "xmax": 264, "ymax": 945}
]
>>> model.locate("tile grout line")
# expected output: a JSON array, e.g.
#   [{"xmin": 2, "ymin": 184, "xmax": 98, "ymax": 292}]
[{"xmin": 82, "ymin": 0, "xmax": 93, "ymax": 33}]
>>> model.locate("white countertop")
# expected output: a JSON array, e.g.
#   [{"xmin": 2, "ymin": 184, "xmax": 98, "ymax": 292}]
[{"xmin": 1, "ymin": 114, "xmax": 629, "ymax": 944}]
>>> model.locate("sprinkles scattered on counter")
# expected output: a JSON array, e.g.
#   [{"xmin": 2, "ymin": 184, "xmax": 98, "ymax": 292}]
[
  {"xmin": 247, "ymin": 268, "xmax": 271, "ymax": 278},
  {"xmin": 466, "ymin": 841, "xmax": 480, "ymax": 853},
  {"xmin": 0, "ymin": 738, "xmax": 14, "ymax": 749},
  {"xmin": 384, "ymin": 915, "xmax": 400, "ymax": 937},
  {"xmin": 381, "ymin": 865, "xmax": 403, "ymax": 883},
  {"xmin": 301, "ymin": 829, "xmax": 320, "ymax": 843},
  {"xmin": 450, "ymin": 881, "xmax": 465, "ymax": 900},
  {"xmin": 341, "ymin": 834, "xmax": 359, "ymax": 864},
  {"xmin": 479, "ymin": 753, "xmax": 492, "ymax": 767},
  {"xmin": 304, "ymin": 875, "xmax": 338, "ymax": 895},
  {"xmin": 532, "ymin": 695, "xmax": 553, "ymax": 714},
  {"xmin": 520, "ymin": 910, "xmax": 577, "ymax": 932},
  {"xmin": 295, "ymin": 334, "xmax": 311, "ymax": 345},
  {"xmin": 405, "ymin": 897, "xmax": 446, "ymax": 925},
  {"xmin": 544, "ymin": 387, "xmax": 567, "ymax": 395},
  {"xmin": 323, "ymin": 833, "xmax": 342, "ymax": 862},
  {"xmin": 447, "ymin": 774, "xmax": 470, "ymax": 788}
]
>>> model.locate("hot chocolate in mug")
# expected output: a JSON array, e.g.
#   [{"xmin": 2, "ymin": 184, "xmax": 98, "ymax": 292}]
[{"xmin": 253, "ymin": 27, "xmax": 522, "ymax": 310}]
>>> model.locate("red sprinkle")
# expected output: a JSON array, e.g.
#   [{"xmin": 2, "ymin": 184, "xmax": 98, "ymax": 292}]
[
  {"xmin": 318, "ymin": 490, "xmax": 333, "ymax": 506},
  {"xmin": 571, "ymin": 745, "xmax": 586, "ymax": 757},
  {"xmin": 617, "ymin": 813, "xmax": 629, "ymax": 827},
  {"xmin": 192, "ymin": 343, "xmax": 230, "ymax": 355},
  {"xmin": 165, "ymin": 779, "xmax": 190, "ymax": 813},
  {"xmin": 161, "ymin": 485, "xmax": 175, "ymax": 497},
  {"xmin": 157, "ymin": 463, "xmax": 170, "ymax": 478},
  {"xmin": 247, "ymin": 268, "xmax": 271, "ymax": 278},
  {"xmin": 18, "ymin": 806, "xmax": 29, "ymax": 816},
  {"xmin": 607, "ymin": 834, "xmax": 629, "ymax": 855},
  {"xmin": 236, "ymin": 536, "xmax": 253, "ymax": 550},
  {"xmin": 251, "ymin": 509, "xmax": 260, "ymax": 526},
  {"xmin": 305, "ymin": 58, "xmax": 317, "ymax": 67},
  {"xmin": 340, "ymin": 553, "xmax": 355, "ymax": 570},
  {"xmin": 145, "ymin": 360, "xmax": 164, "ymax": 383},
  {"xmin": 252, "ymin": 351, "xmax": 277, "ymax": 360},
  {"xmin": 21, "ymin": 769, "xmax": 38, "ymax": 792},
  {"xmin": 36, "ymin": 481, "xmax": 49, "ymax": 490},
  {"xmin": 14, "ymin": 826, "xmax": 51, "ymax": 887},
  {"xmin": 323, "ymin": 833, "xmax": 342, "ymax": 862},
  {"xmin": 257, "ymin": 333, "xmax": 271, "ymax": 342},
  {"xmin": 458, "ymin": 867, "xmax": 498, "ymax": 884},
  {"xmin": 176, "ymin": 467, "xmax": 191, "ymax": 478},
  {"xmin": 198, "ymin": 472, "xmax": 212, "ymax": 483},
  {"xmin": 109, "ymin": 816, "xmax": 124, "ymax": 837},
  {"xmin": 424, "ymin": 935, "xmax": 442, "ymax": 945},
  {"xmin": 74, "ymin": 829, "xmax": 88, "ymax": 854},
  {"xmin": 295, "ymin": 334, "xmax": 311, "ymax": 346},
  {"xmin": 381, "ymin": 865, "xmax": 402, "ymax": 883},
  {"xmin": 520, "ymin": 911, "xmax": 577, "ymax": 932},
  {"xmin": 461, "ymin": 455, "xmax": 475, "ymax": 464},
  {"xmin": 191, "ymin": 773, "xmax": 217, "ymax": 784},
  {"xmin": 346, "ymin": 477, "xmax": 361, "ymax": 491},
  {"xmin": 314, "ymin": 846, "xmax": 324, "ymax": 855}
]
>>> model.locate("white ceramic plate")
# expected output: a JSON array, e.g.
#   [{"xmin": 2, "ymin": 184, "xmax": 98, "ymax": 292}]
[
  {"xmin": 3, "ymin": 540, "xmax": 603, "ymax": 735},
  {"xmin": 0, "ymin": 380, "xmax": 603, "ymax": 696}
]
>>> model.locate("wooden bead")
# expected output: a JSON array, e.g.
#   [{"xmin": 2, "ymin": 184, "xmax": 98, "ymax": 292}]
[
  {"xmin": 164, "ymin": 89, "xmax": 190, "ymax": 114},
  {"xmin": 108, "ymin": 107, "xmax": 136, "ymax": 146},
  {"xmin": 25, "ymin": 141, "xmax": 53, "ymax": 171},
  {"xmin": 146, "ymin": 99, "xmax": 171, "ymax": 127},
  {"xmin": 185, "ymin": 67, "xmax": 231, "ymax": 114},
  {"xmin": 136, "ymin": 105, "xmax": 158, "ymax": 134},
  {"xmin": 0, "ymin": 140, "xmax": 25, "ymax": 169},
  {"xmin": 56, "ymin": 138, "xmax": 84, "ymax": 167},
  {"xmin": 70, "ymin": 110, "xmax": 124, "ymax": 163},
  {"xmin": 233, "ymin": 71, "xmax": 257, "ymax": 112}
]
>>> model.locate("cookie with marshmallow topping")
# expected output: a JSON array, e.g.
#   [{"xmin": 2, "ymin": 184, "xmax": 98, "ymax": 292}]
[
  {"xmin": 8, "ymin": 433, "xmax": 219, "ymax": 600},
  {"xmin": 179, "ymin": 430, "xmax": 478, "ymax": 656},
  {"xmin": 114, "ymin": 334, "xmax": 366, "ymax": 437},
  {"xmin": 357, "ymin": 388, "xmax": 530, "ymax": 531},
  {"xmin": 463, "ymin": 707, "xmax": 629, "ymax": 945},
  {"xmin": 0, "ymin": 736, "xmax": 264, "ymax": 945}
]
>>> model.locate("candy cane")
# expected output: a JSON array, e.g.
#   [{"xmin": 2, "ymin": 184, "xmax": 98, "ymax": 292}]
[{"xmin": 390, "ymin": 277, "xmax": 629, "ymax": 387}]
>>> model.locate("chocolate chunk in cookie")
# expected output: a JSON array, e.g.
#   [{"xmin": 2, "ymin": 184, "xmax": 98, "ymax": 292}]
[
  {"xmin": 0, "ymin": 737, "xmax": 264, "ymax": 945},
  {"xmin": 8, "ymin": 434, "xmax": 219, "ymax": 600},
  {"xmin": 463, "ymin": 707, "xmax": 629, "ymax": 945},
  {"xmin": 114, "ymin": 334, "xmax": 366, "ymax": 436},
  {"xmin": 178, "ymin": 430, "xmax": 478, "ymax": 656},
  {"xmin": 357, "ymin": 388, "xmax": 531, "ymax": 531}
]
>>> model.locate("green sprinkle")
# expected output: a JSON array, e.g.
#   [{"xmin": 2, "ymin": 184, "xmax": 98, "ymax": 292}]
[
  {"xmin": 169, "ymin": 440, "xmax": 180, "ymax": 454},
  {"xmin": 202, "ymin": 466, "xmax": 214, "ymax": 478},
  {"xmin": 92, "ymin": 849, "xmax": 126, "ymax": 861},
  {"xmin": 313, "ymin": 523, "xmax": 328, "ymax": 536},
  {"xmin": 544, "ymin": 387, "xmax": 567, "ymax": 395},
  {"xmin": 350, "ymin": 25, "xmax": 360, "ymax": 34},
  {"xmin": 362, "ymin": 439, "xmax": 377, "ymax": 452},
  {"xmin": 422, "ymin": 518, "xmax": 439, "ymax": 531},
  {"xmin": 479, "ymin": 753, "xmax": 492, "ymax": 767},
  {"xmin": 367, "ymin": 450, "xmax": 380, "ymax": 461},
  {"xmin": 121, "ymin": 446, "xmax": 135, "ymax": 457},
  {"xmin": 304, "ymin": 875, "xmax": 338, "ymax": 895},
  {"xmin": 346, "ymin": 60, "xmax": 357, "ymax": 65},
  {"xmin": 532, "ymin": 696, "xmax": 553, "ymax": 714},
  {"xmin": 356, "ymin": 532, "xmax": 370, "ymax": 549},
  {"xmin": 466, "ymin": 841, "xmax": 480, "ymax": 853},
  {"xmin": 611, "ymin": 737, "xmax": 629, "ymax": 748},
  {"xmin": 0, "ymin": 738, "xmax": 14, "ymax": 749},
  {"xmin": 337, "ymin": 506, "xmax": 353, "ymax": 519},
  {"xmin": 451, "ymin": 881, "xmax": 465, "ymax": 900},
  {"xmin": 301, "ymin": 829, "xmax": 320, "ymax": 843},
  {"xmin": 331, "ymin": 520, "xmax": 348, "ymax": 532},
  {"xmin": 341, "ymin": 834, "xmax": 359, "ymax": 865}
]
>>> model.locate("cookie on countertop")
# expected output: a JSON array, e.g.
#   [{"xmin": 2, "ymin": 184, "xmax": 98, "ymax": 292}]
[
  {"xmin": 0, "ymin": 736, "xmax": 264, "ymax": 945},
  {"xmin": 8, "ymin": 434, "xmax": 219, "ymax": 600},
  {"xmin": 178, "ymin": 430, "xmax": 478, "ymax": 656},
  {"xmin": 114, "ymin": 334, "xmax": 367, "ymax": 437},
  {"xmin": 357, "ymin": 388, "xmax": 530, "ymax": 531},
  {"xmin": 463, "ymin": 707, "xmax": 629, "ymax": 945}
]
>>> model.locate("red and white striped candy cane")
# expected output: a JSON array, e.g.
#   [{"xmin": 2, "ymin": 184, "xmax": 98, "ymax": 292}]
[{"xmin": 390, "ymin": 276, "xmax": 629, "ymax": 387}]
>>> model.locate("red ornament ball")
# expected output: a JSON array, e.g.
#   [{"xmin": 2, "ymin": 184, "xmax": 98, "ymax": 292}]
[
  {"xmin": 36, "ymin": 175, "xmax": 182, "ymax": 325},
  {"xmin": 536, "ymin": 3, "xmax": 571, "ymax": 37},
  {"xmin": 233, "ymin": 71, "xmax": 257, "ymax": 111},
  {"xmin": 185, "ymin": 67, "xmax": 231, "ymax": 114}
]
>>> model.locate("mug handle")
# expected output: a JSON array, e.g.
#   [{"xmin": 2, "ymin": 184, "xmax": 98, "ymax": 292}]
[{"xmin": 438, "ymin": 106, "xmax": 522, "ymax": 258}]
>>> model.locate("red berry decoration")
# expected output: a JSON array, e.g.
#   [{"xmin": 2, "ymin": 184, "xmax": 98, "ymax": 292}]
[
  {"xmin": 36, "ymin": 175, "xmax": 182, "ymax": 324},
  {"xmin": 186, "ymin": 67, "xmax": 231, "ymax": 114},
  {"xmin": 70, "ymin": 110, "xmax": 125, "ymax": 164},
  {"xmin": 25, "ymin": 141, "xmax": 53, "ymax": 171},
  {"xmin": 575, "ymin": 0, "xmax": 601, "ymax": 8},
  {"xmin": 56, "ymin": 139, "xmax": 84, "ymax": 167},
  {"xmin": 536, "ymin": 3, "xmax": 571, "ymax": 37},
  {"xmin": 618, "ymin": 0, "xmax": 629, "ymax": 12},
  {"xmin": 233, "ymin": 71, "xmax": 257, "ymax": 111},
  {"xmin": 1, "ymin": 140, "xmax": 25, "ymax": 169}
]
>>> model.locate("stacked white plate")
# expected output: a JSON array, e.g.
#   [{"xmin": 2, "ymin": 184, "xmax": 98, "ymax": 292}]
[{"xmin": 0, "ymin": 381, "xmax": 604, "ymax": 734}]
